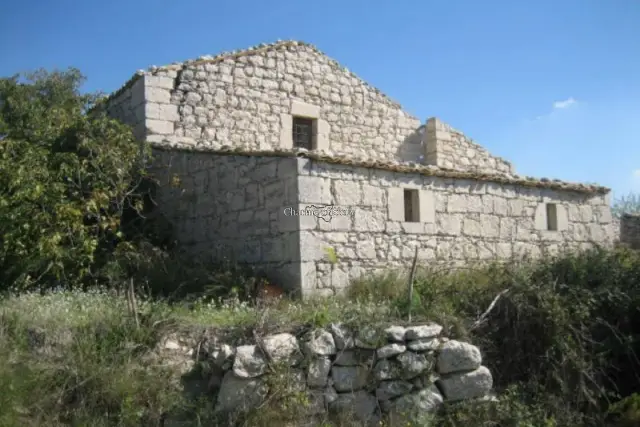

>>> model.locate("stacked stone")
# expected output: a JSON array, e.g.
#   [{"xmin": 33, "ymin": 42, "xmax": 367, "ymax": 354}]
[
  {"xmin": 101, "ymin": 76, "xmax": 146, "ymax": 140},
  {"xmin": 170, "ymin": 322, "xmax": 495, "ymax": 425},
  {"xmin": 425, "ymin": 118, "xmax": 514, "ymax": 176},
  {"xmin": 121, "ymin": 41, "xmax": 423, "ymax": 164}
]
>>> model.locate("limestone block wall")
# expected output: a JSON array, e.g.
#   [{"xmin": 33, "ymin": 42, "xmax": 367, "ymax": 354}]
[
  {"xmin": 148, "ymin": 149, "xmax": 304, "ymax": 292},
  {"xmin": 157, "ymin": 322, "xmax": 494, "ymax": 426},
  {"xmin": 295, "ymin": 159, "xmax": 614, "ymax": 296},
  {"xmin": 101, "ymin": 40, "xmax": 530, "ymax": 178},
  {"xmin": 113, "ymin": 41, "xmax": 424, "ymax": 163},
  {"xmin": 425, "ymin": 118, "xmax": 514, "ymax": 175},
  {"xmin": 100, "ymin": 76, "xmax": 146, "ymax": 140},
  {"xmin": 620, "ymin": 213, "xmax": 640, "ymax": 249}
]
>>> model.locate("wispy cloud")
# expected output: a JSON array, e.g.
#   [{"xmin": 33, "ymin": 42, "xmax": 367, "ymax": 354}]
[
  {"xmin": 553, "ymin": 97, "xmax": 577, "ymax": 109},
  {"xmin": 527, "ymin": 97, "xmax": 580, "ymax": 123}
]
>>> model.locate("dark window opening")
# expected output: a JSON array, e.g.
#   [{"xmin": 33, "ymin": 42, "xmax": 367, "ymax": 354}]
[
  {"xmin": 404, "ymin": 189, "xmax": 420, "ymax": 222},
  {"xmin": 546, "ymin": 203, "xmax": 558, "ymax": 231},
  {"xmin": 292, "ymin": 117, "xmax": 314, "ymax": 150}
]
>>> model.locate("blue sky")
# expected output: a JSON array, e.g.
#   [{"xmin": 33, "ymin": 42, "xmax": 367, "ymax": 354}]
[{"xmin": 1, "ymin": 0, "xmax": 638, "ymax": 199}]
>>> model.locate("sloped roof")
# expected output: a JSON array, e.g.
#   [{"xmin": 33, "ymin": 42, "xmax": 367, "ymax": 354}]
[
  {"xmin": 100, "ymin": 40, "xmax": 412, "ymax": 116},
  {"xmin": 150, "ymin": 143, "xmax": 610, "ymax": 195}
]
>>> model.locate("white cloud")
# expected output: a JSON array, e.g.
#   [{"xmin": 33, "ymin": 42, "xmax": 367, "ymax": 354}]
[
  {"xmin": 553, "ymin": 97, "xmax": 577, "ymax": 109},
  {"xmin": 525, "ymin": 97, "xmax": 581, "ymax": 124}
]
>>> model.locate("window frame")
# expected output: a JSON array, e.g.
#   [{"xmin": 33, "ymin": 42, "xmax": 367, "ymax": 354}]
[
  {"xmin": 546, "ymin": 203, "xmax": 558, "ymax": 231},
  {"xmin": 292, "ymin": 116, "xmax": 315, "ymax": 150},
  {"xmin": 404, "ymin": 189, "xmax": 420, "ymax": 222}
]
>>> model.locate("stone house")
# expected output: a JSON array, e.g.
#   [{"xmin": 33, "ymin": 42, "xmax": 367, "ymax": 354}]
[{"xmin": 101, "ymin": 40, "xmax": 616, "ymax": 299}]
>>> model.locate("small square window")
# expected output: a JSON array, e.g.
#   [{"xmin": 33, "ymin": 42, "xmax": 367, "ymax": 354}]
[
  {"xmin": 546, "ymin": 203, "xmax": 558, "ymax": 231},
  {"xmin": 292, "ymin": 117, "xmax": 314, "ymax": 150},
  {"xmin": 404, "ymin": 189, "xmax": 420, "ymax": 222}
]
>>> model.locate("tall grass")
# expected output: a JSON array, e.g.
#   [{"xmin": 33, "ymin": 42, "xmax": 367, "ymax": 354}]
[
  {"xmin": 349, "ymin": 246, "xmax": 640, "ymax": 426},
  {"xmin": 1, "ymin": 247, "xmax": 639, "ymax": 426}
]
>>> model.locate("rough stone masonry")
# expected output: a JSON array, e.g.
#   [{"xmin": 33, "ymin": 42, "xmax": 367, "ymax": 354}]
[
  {"xmin": 100, "ymin": 40, "xmax": 618, "ymax": 299},
  {"xmin": 155, "ymin": 322, "xmax": 495, "ymax": 426}
]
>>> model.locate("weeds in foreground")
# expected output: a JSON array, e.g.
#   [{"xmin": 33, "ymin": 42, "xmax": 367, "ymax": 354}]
[
  {"xmin": 350, "ymin": 246, "xmax": 640, "ymax": 427},
  {"xmin": 1, "ymin": 247, "xmax": 639, "ymax": 426}
]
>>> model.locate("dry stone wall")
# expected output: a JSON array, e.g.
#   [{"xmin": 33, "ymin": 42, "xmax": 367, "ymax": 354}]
[
  {"xmin": 99, "ymin": 77, "xmax": 146, "ymax": 140},
  {"xmin": 157, "ymin": 322, "xmax": 494, "ymax": 426},
  {"xmin": 296, "ymin": 158, "xmax": 614, "ymax": 296},
  {"xmin": 620, "ymin": 213, "xmax": 640, "ymax": 249}
]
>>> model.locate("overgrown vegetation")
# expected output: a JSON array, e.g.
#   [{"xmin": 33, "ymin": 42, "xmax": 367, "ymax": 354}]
[
  {"xmin": 0, "ymin": 68, "xmax": 260, "ymax": 302},
  {"xmin": 1, "ymin": 248, "xmax": 640, "ymax": 426},
  {"xmin": 1, "ymin": 68, "xmax": 640, "ymax": 426},
  {"xmin": 350, "ymin": 246, "xmax": 640, "ymax": 426}
]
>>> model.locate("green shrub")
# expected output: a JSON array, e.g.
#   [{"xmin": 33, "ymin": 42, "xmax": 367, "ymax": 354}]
[
  {"xmin": 0, "ymin": 68, "xmax": 149, "ymax": 292},
  {"xmin": 0, "ymin": 68, "xmax": 255, "ymax": 301},
  {"xmin": 96, "ymin": 239, "xmax": 262, "ymax": 303},
  {"xmin": 0, "ymin": 291, "xmax": 195, "ymax": 426},
  {"xmin": 1, "ymin": 246, "xmax": 639, "ymax": 426},
  {"xmin": 437, "ymin": 385, "xmax": 572, "ymax": 427},
  {"xmin": 352, "ymin": 247, "xmax": 640, "ymax": 426}
]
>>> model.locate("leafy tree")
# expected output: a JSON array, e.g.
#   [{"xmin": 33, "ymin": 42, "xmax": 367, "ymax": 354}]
[
  {"xmin": 612, "ymin": 192, "xmax": 640, "ymax": 218},
  {"xmin": 0, "ymin": 68, "xmax": 149, "ymax": 291}
]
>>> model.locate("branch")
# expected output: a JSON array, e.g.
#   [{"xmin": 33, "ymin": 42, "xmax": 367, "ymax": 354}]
[
  {"xmin": 407, "ymin": 246, "xmax": 419, "ymax": 323},
  {"xmin": 126, "ymin": 277, "xmax": 139, "ymax": 329},
  {"xmin": 469, "ymin": 288, "xmax": 511, "ymax": 331},
  {"xmin": 252, "ymin": 306, "xmax": 274, "ymax": 373}
]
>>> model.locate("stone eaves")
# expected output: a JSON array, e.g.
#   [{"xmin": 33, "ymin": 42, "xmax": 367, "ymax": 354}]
[{"xmin": 149, "ymin": 143, "xmax": 610, "ymax": 195}]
